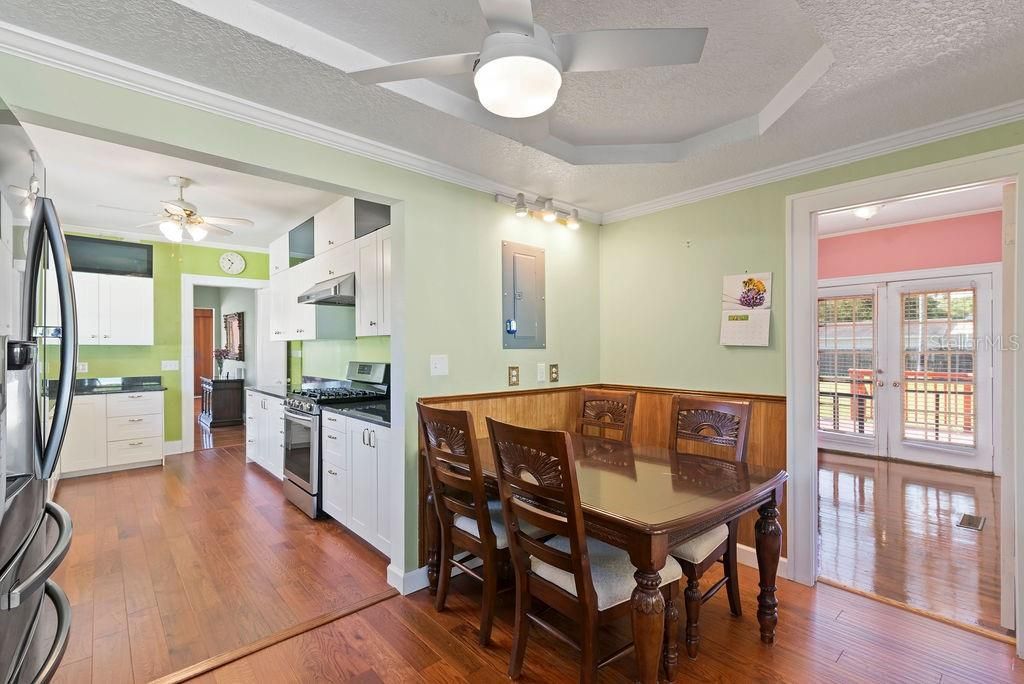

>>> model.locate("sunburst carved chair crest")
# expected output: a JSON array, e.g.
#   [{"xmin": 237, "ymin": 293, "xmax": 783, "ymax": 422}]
[{"xmin": 576, "ymin": 388, "xmax": 637, "ymax": 444}]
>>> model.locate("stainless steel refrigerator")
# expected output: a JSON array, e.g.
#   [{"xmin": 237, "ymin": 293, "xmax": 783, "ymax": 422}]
[{"xmin": 1, "ymin": 112, "xmax": 76, "ymax": 682}]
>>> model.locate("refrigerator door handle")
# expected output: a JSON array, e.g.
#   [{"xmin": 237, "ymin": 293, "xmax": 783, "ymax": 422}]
[
  {"xmin": 29, "ymin": 580, "xmax": 72, "ymax": 684},
  {"xmin": 22, "ymin": 197, "xmax": 78, "ymax": 479},
  {"xmin": 0, "ymin": 501, "xmax": 73, "ymax": 610}
]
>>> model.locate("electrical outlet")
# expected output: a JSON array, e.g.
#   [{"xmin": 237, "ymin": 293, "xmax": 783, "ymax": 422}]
[
  {"xmin": 549, "ymin": 363, "xmax": 559, "ymax": 382},
  {"xmin": 161, "ymin": 359, "xmax": 180, "ymax": 371},
  {"xmin": 429, "ymin": 354, "xmax": 449, "ymax": 376},
  {"xmin": 536, "ymin": 362, "xmax": 547, "ymax": 382},
  {"xmin": 76, "ymin": 361, "xmax": 88, "ymax": 373},
  {"xmin": 508, "ymin": 365, "xmax": 520, "ymax": 387}
]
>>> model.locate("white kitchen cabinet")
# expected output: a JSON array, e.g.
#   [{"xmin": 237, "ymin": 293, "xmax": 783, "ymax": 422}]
[
  {"xmin": 269, "ymin": 233, "xmax": 289, "ymax": 276},
  {"xmin": 267, "ymin": 256, "xmax": 355, "ymax": 342},
  {"xmin": 355, "ymin": 228, "xmax": 392, "ymax": 337},
  {"xmin": 321, "ymin": 415, "xmax": 349, "ymax": 525},
  {"xmin": 244, "ymin": 390, "xmax": 285, "ymax": 478},
  {"xmin": 255, "ymin": 288, "xmax": 287, "ymax": 388},
  {"xmin": 313, "ymin": 238, "xmax": 355, "ymax": 283},
  {"xmin": 60, "ymin": 395, "xmax": 108, "ymax": 473},
  {"xmin": 287, "ymin": 259, "xmax": 317, "ymax": 341},
  {"xmin": 62, "ymin": 390, "xmax": 164, "ymax": 476},
  {"xmin": 314, "ymin": 197, "xmax": 355, "ymax": 255},
  {"xmin": 347, "ymin": 417, "xmax": 390, "ymax": 555},
  {"xmin": 46, "ymin": 271, "xmax": 153, "ymax": 345}
]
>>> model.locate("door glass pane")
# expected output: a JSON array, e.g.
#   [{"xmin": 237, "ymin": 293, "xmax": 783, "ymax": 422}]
[
  {"xmin": 900, "ymin": 288, "xmax": 975, "ymax": 446},
  {"xmin": 817, "ymin": 294, "xmax": 876, "ymax": 436}
]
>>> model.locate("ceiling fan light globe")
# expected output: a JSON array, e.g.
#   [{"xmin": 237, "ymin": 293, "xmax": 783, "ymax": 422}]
[
  {"xmin": 21, "ymin": 196, "xmax": 34, "ymax": 219},
  {"xmin": 159, "ymin": 219, "xmax": 183, "ymax": 242},
  {"xmin": 187, "ymin": 224, "xmax": 208, "ymax": 242},
  {"xmin": 475, "ymin": 55, "xmax": 562, "ymax": 118}
]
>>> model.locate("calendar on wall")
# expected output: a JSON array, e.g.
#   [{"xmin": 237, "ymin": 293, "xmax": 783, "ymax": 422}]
[{"xmin": 720, "ymin": 272, "xmax": 772, "ymax": 347}]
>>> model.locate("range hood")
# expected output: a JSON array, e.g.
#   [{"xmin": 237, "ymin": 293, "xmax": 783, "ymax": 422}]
[{"xmin": 297, "ymin": 272, "xmax": 355, "ymax": 306}]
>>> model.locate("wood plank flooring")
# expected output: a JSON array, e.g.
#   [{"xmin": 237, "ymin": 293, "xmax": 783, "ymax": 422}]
[
  {"xmin": 50, "ymin": 423, "xmax": 390, "ymax": 683},
  {"xmin": 185, "ymin": 563, "xmax": 1024, "ymax": 683},
  {"xmin": 818, "ymin": 450, "xmax": 1009, "ymax": 636}
]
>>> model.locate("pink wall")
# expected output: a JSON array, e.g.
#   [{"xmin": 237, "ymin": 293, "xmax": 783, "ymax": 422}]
[{"xmin": 818, "ymin": 211, "xmax": 1002, "ymax": 279}]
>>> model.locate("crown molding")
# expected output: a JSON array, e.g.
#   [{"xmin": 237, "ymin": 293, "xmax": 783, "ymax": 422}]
[
  {"xmin": 0, "ymin": 21, "xmax": 603, "ymax": 224},
  {"xmin": 602, "ymin": 98, "xmax": 1024, "ymax": 224}
]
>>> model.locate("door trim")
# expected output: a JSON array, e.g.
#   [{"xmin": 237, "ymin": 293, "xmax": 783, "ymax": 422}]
[
  {"xmin": 786, "ymin": 142, "xmax": 1024, "ymax": 654},
  {"xmin": 192, "ymin": 306, "xmax": 215, "ymax": 399}
]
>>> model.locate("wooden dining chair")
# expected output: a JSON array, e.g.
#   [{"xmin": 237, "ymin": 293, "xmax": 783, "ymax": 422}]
[
  {"xmin": 418, "ymin": 402, "xmax": 521, "ymax": 646},
  {"xmin": 487, "ymin": 417, "xmax": 682, "ymax": 683},
  {"xmin": 576, "ymin": 387, "xmax": 637, "ymax": 443},
  {"xmin": 665, "ymin": 394, "xmax": 752, "ymax": 659}
]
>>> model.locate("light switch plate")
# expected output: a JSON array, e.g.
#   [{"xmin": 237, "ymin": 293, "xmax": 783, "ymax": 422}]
[
  {"xmin": 429, "ymin": 354, "xmax": 449, "ymax": 376},
  {"xmin": 536, "ymin": 362, "xmax": 547, "ymax": 382},
  {"xmin": 161, "ymin": 359, "xmax": 180, "ymax": 371},
  {"xmin": 549, "ymin": 364, "xmax": 559, "ymax": 382},
  {"xmin": 76, "ymin": 361, "xmax": 88, "ymax": 373},
  {"xmin": 508, "ymin": 366, "xmax": 520, "ymax": 387}
]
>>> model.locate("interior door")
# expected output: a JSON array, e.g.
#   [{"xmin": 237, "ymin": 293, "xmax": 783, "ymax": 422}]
[
  {"xmin": 885, "ymin": 275, "xmax": 993, "ymax": 471},
  {"xmin": 193, "ymin": 308, "xmax": 213, "ymax": 395}
]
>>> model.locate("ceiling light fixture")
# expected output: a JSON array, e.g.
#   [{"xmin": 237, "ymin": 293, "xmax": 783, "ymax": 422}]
[
  {"xmin": 514, "ymin": 193, "xmax": 528, "ymax": 218},
  {"xmin": 159, "ymin": 219, "xmax": 183, "ymax": 242},
  {"xmin": 186, "ymin": 224, "xmax": 208, "ymax": 242},
  {"xmin": 852, "ymin": 205, "xmax": 880, "ymax": 220},
  {"xmin": 473, "ymin": 29, "xmax": 563, "ymax": 119},
  {"xmin": 541, "ymin": 199, "xmax": 557, "ymax": 222},
  {"xmin": 566, "ymin": 209, "xmax": 580, "ymax": 230}
]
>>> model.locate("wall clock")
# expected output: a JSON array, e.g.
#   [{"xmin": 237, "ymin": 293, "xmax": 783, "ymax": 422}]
[{"xmin": 219, "ymin": 251, "xmax": 246, "ymax": 275}]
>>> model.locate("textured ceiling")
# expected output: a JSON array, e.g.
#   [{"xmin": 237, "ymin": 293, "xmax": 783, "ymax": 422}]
[
  {"xmin": 0, "ymin": 0, "xmax": 1022, "ymax": 215},
  {"xmin": 21, "ymin": 124, "xmax": 340, "ymax": 247}
]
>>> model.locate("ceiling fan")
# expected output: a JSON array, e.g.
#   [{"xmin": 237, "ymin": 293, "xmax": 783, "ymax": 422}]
[
  {"xmin": 347, "ymin": 0, "xmax": 708, "ymax": 119},
  {"xmin": 7, "ymin": 149, "xmax": 42, "ymax": 219},
  {"xmin": 103, "ymin": 176, "xmax": 253, "ymax": 243}
]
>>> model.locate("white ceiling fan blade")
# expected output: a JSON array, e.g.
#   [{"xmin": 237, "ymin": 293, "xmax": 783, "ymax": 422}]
[
  {"xmin": 478, "ymin": 0, "xmax": 534, "ymax": 36},
  {"xmin": 199, "ymin": 223, "xmax": 234, "ymax": 236},
  {"xmin": 135, "ymin": 220, "xmax": 166, "ymax": 228},
  {"xmin": 201, "ymin": 216, "xmax": 253, "ymax": 227},
  {"xmin": 554, "ymin": 27, "xmax": 708, "ymax": 73},
  {"xmin": 7, "ymin": 185, "xmax": 29, "ymax": 198},
  {"xmin": 348, "ymin": 52, "xmax": 479, "ymax": 85}
]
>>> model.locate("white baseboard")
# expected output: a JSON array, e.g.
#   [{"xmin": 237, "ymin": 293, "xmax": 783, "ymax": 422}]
[
  {"xmin": 388, "ymin": 564, "xmax": 429, "ymax": 595},
  {"xmin": 61, "ymin": 459, "xmax": 163, "ymax": 479},
  {"xmin": 735, "ymin": 543, "xmax": 790, "ymax": 580},
  {"xmin": 163, "ymin": 440, "xmax": 182, "ymax": 456}
]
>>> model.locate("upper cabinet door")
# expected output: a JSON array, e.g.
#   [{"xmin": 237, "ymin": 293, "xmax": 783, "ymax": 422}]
[
  {"xmin": 314, "ymin": 197, "xmax": 355, "ymax": 255},
  {"xmin": 269, "ymin": 270, "xmax": 290, "ymax": 341},
  {"xmin": 100, "ymin": 275, "xmax": 154, "ymax": 345},
  {"xmin": 378, "ymin": 226, "xmax": 392, "ymax": 336},
  {"xmin": 355, "ymin": 233, "xmax": 379, "ymax": 337},
  {"xmin": 74, "ymin": 272, "xmax": 101, "ymax": 345},
  {"xmin": 287, "ymin": 260, "xmax": 317, "ymax": 341},
  {"xmin": 269, "ymin": 234, "xmax": 289, "ymax": 276}
]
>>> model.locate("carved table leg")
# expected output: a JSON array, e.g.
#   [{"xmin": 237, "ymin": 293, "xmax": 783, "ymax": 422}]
[
  {"xmin": 662, "ymin": 584, "xmax": 680, "ymax": 682},
  {"xmin": 754, "ymin": 501, "xmax": 783, "ymax": 644},
  {"xmin": 683, "ymin": 572, "xmax": 701, "ymax": 659},
  {"xmin": 631, "ymin": 567, "xmax": 666, "ymax": 684},
  {"xmin": 425, "ymin": 487, "xmax": 440, "ymax": 595}
]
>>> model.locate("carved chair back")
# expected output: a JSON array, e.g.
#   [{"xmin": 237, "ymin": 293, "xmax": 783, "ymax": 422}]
[
  {"xmin": 577, "ymin": 388, "xmax": 637, "ymax": 444},
  {"xmin": 668, "ymin": 395, "xmax": 752, "ymax": 461},
  {"xmin": 417, "ymin": 403, "xmax": 495, "ymax": 547},
  {"xmin": 486, "ymin": 418, "xmax": 596, "ymax": 609}
]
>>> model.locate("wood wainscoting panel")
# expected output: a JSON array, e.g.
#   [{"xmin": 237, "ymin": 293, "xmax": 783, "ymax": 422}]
[{"xmin": 416, "ymin": 384, "xmax": 786, "ymax": 564}]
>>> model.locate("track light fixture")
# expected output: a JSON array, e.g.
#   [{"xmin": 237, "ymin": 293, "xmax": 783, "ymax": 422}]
[
  {"xmin": 494, "ymin": 193, "xmax": 584, "ymax": 230},
  {"xmin": 566, "ymin": 209, "xmax": 580, "ymax": 230},
  {"xmin": 541, "ymin": 199, "xmax": 557, "ymax": 222},
  {"xmin": 514, "ymin": 192, "xmax": 528, "ymax": 218}
]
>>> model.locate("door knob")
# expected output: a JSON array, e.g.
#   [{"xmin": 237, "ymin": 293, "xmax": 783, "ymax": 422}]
[
  {"xmin": 892, "ymin": 381, "xmax": 901, "ymax": 388},
  {"xmin": 876, "ymin": 380, "xmax": 885, "ymax": 387}
]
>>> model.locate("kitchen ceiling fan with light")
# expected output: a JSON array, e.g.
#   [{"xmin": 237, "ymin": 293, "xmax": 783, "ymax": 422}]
[
  {"xmin": 103, "ymin": 175, "xmax": 253, "ymax": 242},
  {"xmin": 347, "ymin": 0, "xmax": 709, "ymax": 119},
  {"xmin": 7, "ymin": 149, "xmax": 42, "ymax": 219}
]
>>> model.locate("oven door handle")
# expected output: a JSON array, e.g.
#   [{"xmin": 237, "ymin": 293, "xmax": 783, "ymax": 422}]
[{"xmin": 284, "ymin": 409, "xmax": 314, "ymax": 425}]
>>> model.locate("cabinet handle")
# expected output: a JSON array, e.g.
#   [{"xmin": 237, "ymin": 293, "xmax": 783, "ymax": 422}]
[
  {"xmin": 279, "ymin": 430, "xmax": 284, "ymax": 435},
  {"xmin": 328, "ymin": 270, "xmax": 335, "ymax": 275},
  {"xmin": 328, "ymin": 240, "xmax": 335, "ymax": 245},
  {"xmin": 128, "ymin": 441, "xmax": 143, "ymax": 446},
  {"xmin": 327, "ymin": 434, "xmax": 338, "ymax": 441},
  {"xmin": 89, "ymin": 334, "xmax": 97, "ymax": 339},
  {"xmin": 327, "ymin": 469, "xmax": 338, "ymax": 476},
  {"xmin": 247, "ymin": 439, "xmax": 255, "ymax": 444},
  {"xmin": 103, "ymin": 334, "xmax": 110, "ymax": 338},
  {"xmin": 369, "ymin": 321, "xmax": 376, "ymax": 327},
  {"xmin": 361, "ymin": 428, "xmax": 368, "ymax": 446},
  {"xmin": 369, "ymin": 430, "xmax": 376, "ymax": 448},
  {"xmin": 128, "ymin": 394, "xmax": 143, "ymax": 398},
  {"xmin": 128, "ymin": 418, "xmax": 143, "ymax": 423}
]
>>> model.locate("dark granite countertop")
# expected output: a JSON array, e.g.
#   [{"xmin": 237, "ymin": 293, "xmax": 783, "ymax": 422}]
[
  {"xmin": 322, "ymin": 401, "xmax": 391, "ymax": 429},
  {"xmin": 246, "ymin": 385, "xmax": 289, "ymax": 400},
  {"xmin": 52, "ymin": 376, "xmax": 167, "ymax": 396}
]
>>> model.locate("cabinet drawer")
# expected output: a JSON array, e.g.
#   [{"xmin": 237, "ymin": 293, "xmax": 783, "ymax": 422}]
[
  {"xmin": 321, "ymin": 411, "xmax": 345, "ymax": 431},
  {"xmin": 106, "ymin": 392, "xmax": 163, "ymax": 418},
  {"xmin": 322, "ymin": 427, "xmax": 347, "ymax": 468},
  {"xmin": 107, "ymin": 436, "xmax": 162, "ymax": 466},
  {"xmin": 107, "ymin": 413, "xmax": 162, "ymax": 441}
]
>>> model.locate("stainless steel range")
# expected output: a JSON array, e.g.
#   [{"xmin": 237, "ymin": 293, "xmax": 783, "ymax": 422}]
[{"xmin": 282, "ymin": 362, "xmax": 389, "ymax": 518}]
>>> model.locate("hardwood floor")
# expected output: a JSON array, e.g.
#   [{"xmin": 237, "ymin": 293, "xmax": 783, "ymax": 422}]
[
  {"xmin": 50, "ymin": 432, "xmax": 391, "ymax": 683},
  {"xmin": 178, "ymin": 563, "xmax": 1024, "ymax": 683},
  {"xmin": 818, "ymin": 450, "xmax": 1009, "ymax": 636}
]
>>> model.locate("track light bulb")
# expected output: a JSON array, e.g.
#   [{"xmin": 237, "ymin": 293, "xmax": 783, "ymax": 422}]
[
  {"xmin": 541, "ymin": 199, "xmax": 557, "ymax": 222},
  {"xmin": 514, "ymin": 193, "xmax": 528, "ymax": 218},
  {"xmin": 566, "ymin": 209, "xmax": 580, "ymax": 230}
]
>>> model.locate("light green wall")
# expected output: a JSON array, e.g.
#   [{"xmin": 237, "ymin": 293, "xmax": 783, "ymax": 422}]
[
  {"xmin": 601, "ymin": 121, "xmax": 1024, "ymax": 395},
  {"xmin": 45, "ymin": 238, "xmax": 269, "ymax": 441},
  {"xmin": 0, "ymin": 54, "xmax": 601, "ymax": 568},
  {"xmin": 217, "ymin": 287, "xmax": 256, "ymax": 380}
]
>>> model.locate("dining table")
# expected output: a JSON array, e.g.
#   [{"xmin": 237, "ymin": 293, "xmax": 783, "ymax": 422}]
[{"xmin": 423, "ymin": 431, "xmax": 788, "ymax": 684}]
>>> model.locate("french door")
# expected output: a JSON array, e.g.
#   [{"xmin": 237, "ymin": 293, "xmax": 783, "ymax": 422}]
[{"xmin": 818, "ymin": 273, "xmax": 994, "ymax": 472}]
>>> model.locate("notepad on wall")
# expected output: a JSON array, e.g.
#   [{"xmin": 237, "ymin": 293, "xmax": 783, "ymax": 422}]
[{"xmin": 720, "ymin": 309, "xmax": 770, "ymax": 347}]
